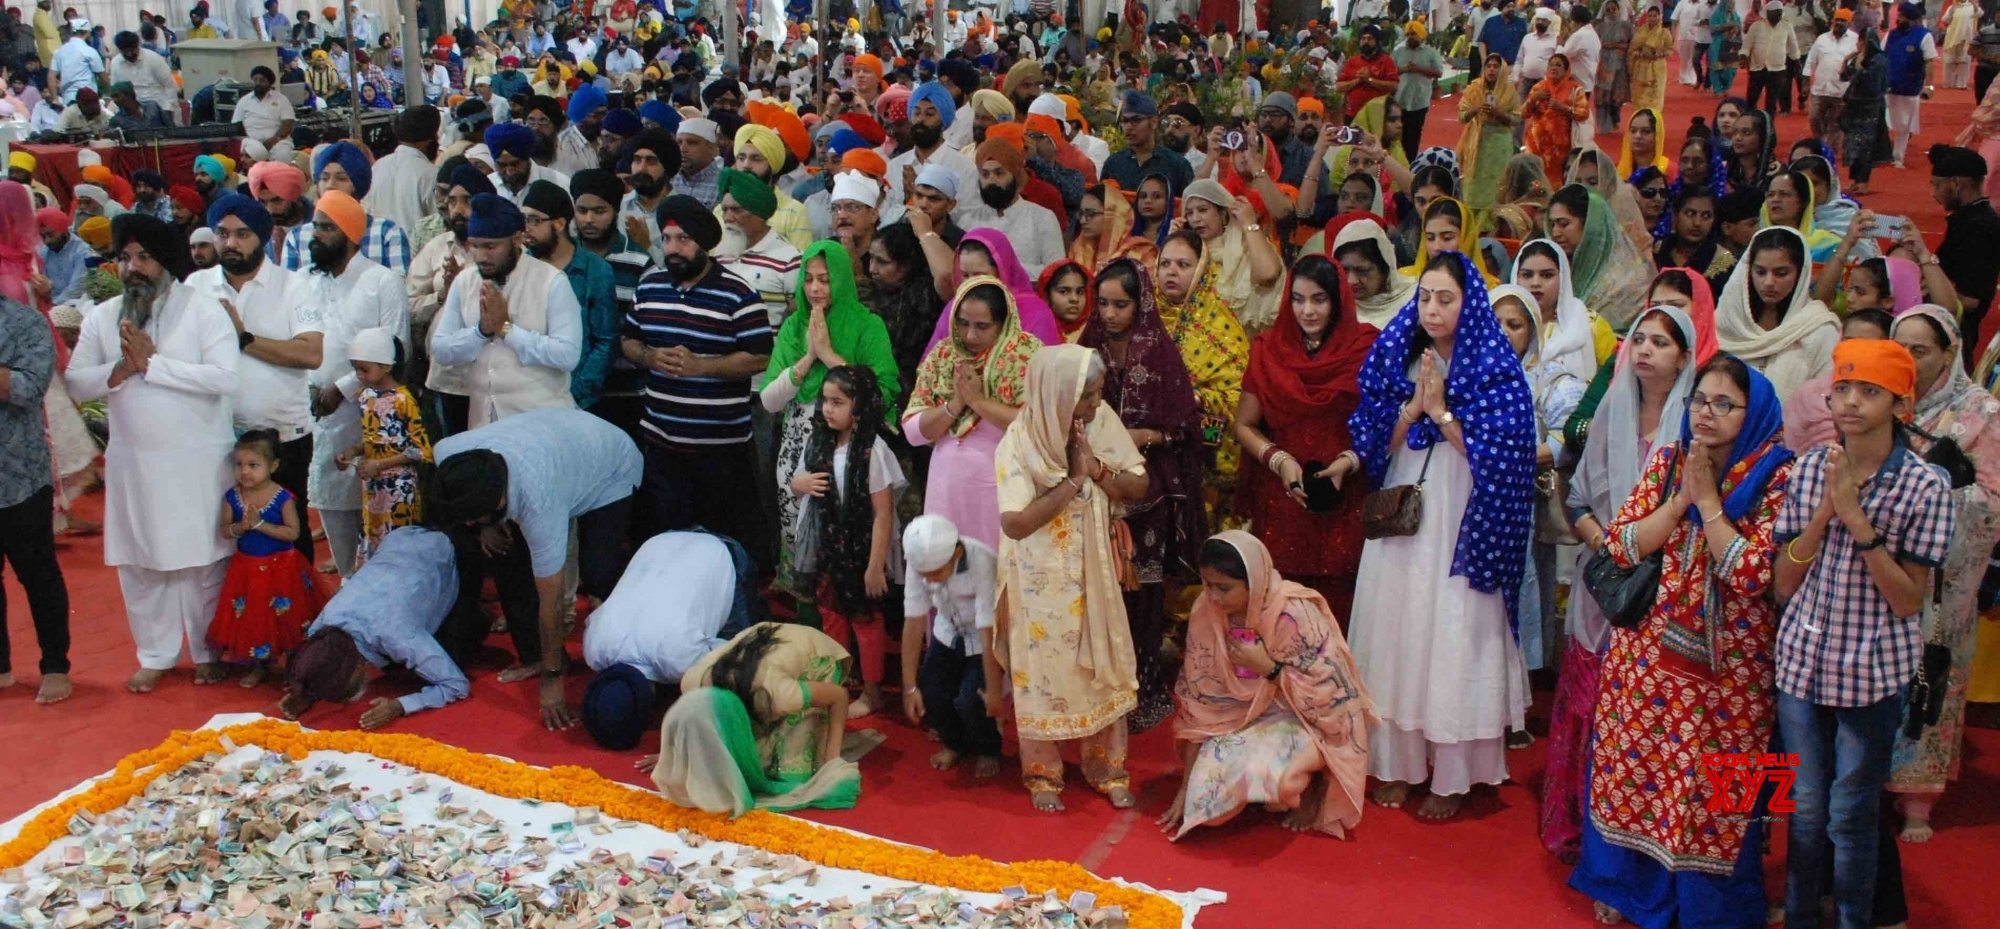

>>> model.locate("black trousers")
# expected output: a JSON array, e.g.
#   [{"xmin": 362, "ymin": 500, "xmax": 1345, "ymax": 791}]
[
  {"xmin": 442, "ymin": 498, "xmax": 632, "ymax": 668},
  {"xmin": 275, "ymin": 434, "xmax": 315, "ymax": 562},
  {"xmin": 640, "ymin": 440, "xmax": 764, "ymax": 572},
  {"xmin": 1748, "ymin": 68, "xmax": 1788, "ymax": 118},
  {"xmin": 918, "ymin": 635, "xmax": 1002, "ymax": 758},
  {"xmin": 0, "ymin": 486, "xmax": 71, "ymax": 676},
  {"xmin": 431, "ymin": 391, "xmax": 470, "ymax": 438},
  {"xmin": 1787, "ymin": 54, "xmax": 1808, "ymax": 109},
  {"xmin": 1978, "ymin": 66, "xmax": 2000, "ymax": 106},
  {"xmin": 1400, "ymin": 106, "xmax": 1429, "ymax": 167}
]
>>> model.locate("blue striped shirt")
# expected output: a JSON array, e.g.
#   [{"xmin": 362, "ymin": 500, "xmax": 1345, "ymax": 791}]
[{"xmin": 624, "ymin": 260, "xmax": 773, "ymax": 447}]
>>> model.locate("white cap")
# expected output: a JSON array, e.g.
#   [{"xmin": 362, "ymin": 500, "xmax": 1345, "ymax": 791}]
[
  {"xmin": 67, "ymin": 18, "xmax": 90, "ymax": 32},
  {"xmin": 465, "ymin": 143, "xmax": 494, "ymax": 167},
  {"xmin": 903, "ymin": 515, "xmax": 962, "ymax": 574},
  {"xmin": 240, "ymin": 138, "xmax": 270, "ymax": 162},
  {"xmin": 75, "ymin": 148, "xmax": 101, "ymax": 168},
  {"xmin": 913, "ymin": 163, "xmax": 959, "ymax": 200},
  {"xmin": 190, "ymin": 228, "xmax": 218, "ymax": 247},
  {"xmin": 348, "ymin": 327, "xmax": 399, "ymax": 365},
  {"xmin": 474, "ymin": 74, "xmax": 492, "ymax": 87},
  {"xmin": 1028, "ymin": 93, "xmax": 1068, "ymax": 121},
  {"xmin": 678, "ymin": 117, "xmax": 719, "ymax": 143},
  {"xmin": 72, "ymin": 184, "xmax": 109, "ymax": 206},
  {"xmin": 830, "ymin": 170, "xmax": 881, "ymax": 209}
]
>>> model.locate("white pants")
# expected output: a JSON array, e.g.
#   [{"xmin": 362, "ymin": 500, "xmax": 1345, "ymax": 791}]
[
  {"xmin": 318, "ymin": 507, "xmax": 362, "ymax": 578},
  {"xmin": 1677, "ymin": 39, "xmax": 1698, "ymax": 84},
  {"xmin": 1369, "ymin": 723, "xmax": 1513, "ymax": 797},
  {"xmin": 1887, "ymin": 94, "xmax": 1923, "ymax": 160},
  {"xmin": 118, "ymin": 560, "xmax": 228, "ymax": 670}
]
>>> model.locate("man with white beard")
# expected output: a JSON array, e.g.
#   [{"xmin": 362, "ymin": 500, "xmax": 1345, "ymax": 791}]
[
  {"xmin": 304, "ymin": 190, "xmax": 410, "ymax": 578},
  {"xmin": 65, "ymin": 215, "xmax": 238, "ymax": 694}
]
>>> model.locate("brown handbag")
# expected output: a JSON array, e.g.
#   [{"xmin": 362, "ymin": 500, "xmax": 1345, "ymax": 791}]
[{"xmin": 1362, "ymin": 444, "xmax": 1435, "ymax": 540}]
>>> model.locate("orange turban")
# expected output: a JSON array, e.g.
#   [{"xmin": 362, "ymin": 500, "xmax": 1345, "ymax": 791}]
[
  {"xmin": 852, "ymin": 53, "xmax": 883, "ymax": 78},
  {"xmin": 1023, "ymin": 113, "xmax": 1066, "ymax": 144},
  {"xmin": 1832, "ymin": 340, "xmax": 1917, "ymax": 400},
  {"xmin": 1297, "ymin": 97, "xmax": 1326, "ymax": 117},
  {"xmin": 1057, "ymin": 93, "xmax": 1088, "ymax": 133},
  {"xmin": 314, "ymin": 189, "xmax": 367, "ymax": 244},
  {"xmin": 755, "ymin": 103, "xmax": 810, "ymax": 162},
  {"xmin": 840, "ymin": 148, "xmax": 889, "ymax": 179}
]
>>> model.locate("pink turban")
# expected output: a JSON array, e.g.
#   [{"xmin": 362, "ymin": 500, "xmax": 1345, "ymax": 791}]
[{"xmin": 246, "ymin": 161, "xmax": 307, "ymax": 203}]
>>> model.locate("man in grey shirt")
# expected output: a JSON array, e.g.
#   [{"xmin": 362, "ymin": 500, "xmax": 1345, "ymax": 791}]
[{"xmin": 430, "ymin": 407, "xmax": 643, "ymax": 731}]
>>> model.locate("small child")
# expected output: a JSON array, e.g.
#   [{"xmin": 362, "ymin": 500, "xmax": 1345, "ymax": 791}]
[
  {"xmin": 208, "ymin": 430, "xmax": 324, "ymax": 686},
  {"xmin": 335, "ymin": 328, "xmax": 432, "ymax": 565},
  {"xmin": 789, "ymin": 365, "xmax": 904, "ymax": 717},
  {"xmin": 900, "ymin": 514, "xmax": 1003, "ymax": 778}
]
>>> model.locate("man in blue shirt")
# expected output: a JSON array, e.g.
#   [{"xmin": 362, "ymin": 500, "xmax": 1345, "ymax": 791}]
[
  {"xmin": 520, "ymin": 180, "xmax": 618, "ymax": 411},
  {"xmin": 1477, "ymin": 2, "xmax": 1530, "ymax": 65},
  {"xmin": 430, "ymin": 408, "xmax": 642, "ymax": 731},
  {"xmin": 1884, "ymin": 2, "xmax": 1940, "ymax": 166},
  {"xmin": 36, "ymin": 208, "xmax": 94, "ymax": 305},
  {"xmin": 1101, "ymin": 91, "xmax": 1195, "ymax": 194},
  {"xmin": 279, "ymin": 527, "xmax": 467, "ymax": 729}
]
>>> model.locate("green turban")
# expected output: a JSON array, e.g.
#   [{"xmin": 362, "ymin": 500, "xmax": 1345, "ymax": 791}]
[{"xmin": 718, "ymin": 167, "xmax": 777, "ymax": 221}]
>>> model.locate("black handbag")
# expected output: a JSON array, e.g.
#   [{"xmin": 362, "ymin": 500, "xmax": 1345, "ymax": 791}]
[
  {"xmin": 1581, "ymin": 452, "xmax": 1679, "ymax": 630},
  {"xmin": 1904, "ymin": 572, "xmax": 1953, "ymax": 738},
  {"xmin": 1362, "ymin": 444, "xmax": 1434, "ymax": 540},
  {"xmin": 1906, "ymin": 421, "xmax": 1978, "ymax": 490}
]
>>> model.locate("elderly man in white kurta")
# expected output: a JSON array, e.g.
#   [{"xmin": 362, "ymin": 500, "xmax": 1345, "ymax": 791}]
[
  {"xmin": 303, "ymin": 192, "xmax": 410, "ymax": 578},
  {"xmin": 64, "ymin": 215, "xmax": 239, "ymax": 693}
]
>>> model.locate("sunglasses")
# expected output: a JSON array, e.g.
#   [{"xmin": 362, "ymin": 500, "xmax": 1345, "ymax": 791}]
[{"xmin": 1638, "ymin": 187, "xmax": 1667, "ymax": 200}]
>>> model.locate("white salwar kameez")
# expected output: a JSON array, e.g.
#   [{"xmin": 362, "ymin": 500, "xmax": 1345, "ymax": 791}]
[
  {"xmin": 302, "ymin": 256, "xmax": 410, "ymax": 577},
  {"xmin": 1349, "ymin": 439, "xmax": 1531, "ymax": 797},
  {"xmin": 65, "ymin": 284, "xmax": 239, "ymax": 670}
]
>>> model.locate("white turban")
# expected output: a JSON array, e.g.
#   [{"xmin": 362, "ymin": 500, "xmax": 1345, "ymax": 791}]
[
  {"xmin": 72, "ymin": 184, "xmax": 109, "ymax": 207},
  {"xmin": 830, "ymin": 170, "xmax": 881, "ymax": 209},
  {"xmin": 189, "ymin": 228, "xmax": 217, "ymax": 247},
  {"xmin": 903, "ymin": 515, "xmax": 962, "ymax": 574},
  {"xmin": 348, "ymin": 327, "xmax": 399, "ymax": 364}
]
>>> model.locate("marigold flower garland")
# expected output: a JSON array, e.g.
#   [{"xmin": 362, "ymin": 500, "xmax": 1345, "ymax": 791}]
[{"xmin": 0, "ymin": 720, "xmax": 1182, "ymax": 928}]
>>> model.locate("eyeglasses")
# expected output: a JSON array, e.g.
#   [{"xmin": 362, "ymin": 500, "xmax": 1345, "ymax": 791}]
[
  {"xmin": 831, "ymin": 200, "xmax": 872, "ymax": 214},
  {"xmin": 1685, "ymin": 393, "xmax": 1743, "ymax": 416},
  {"xmin": 1638, "ymin": 187, "xmax": 1667, "ymax": 199}
]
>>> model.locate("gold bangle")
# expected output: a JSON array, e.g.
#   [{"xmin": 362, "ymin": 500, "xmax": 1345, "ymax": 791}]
[{"xmin": 1785, "ymin": 537, "xmax": 1817, "ymax": 565}]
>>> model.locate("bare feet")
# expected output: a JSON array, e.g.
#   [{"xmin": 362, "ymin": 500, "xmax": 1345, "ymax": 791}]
[
  {"xmin": 1106, "ymin": 786, "xmax": 1136, "ymax": 809},
  {"xmin": 57, "ymin": 518, "xmax": 101, "ymax": 537},
  {"xmin": 496, "ymin": 664, "xmax": 540, "ymax": 684},
  {"xmin": 1593, "ymin": 902, "xmax": 1626, "ymax": 925},
  {"xmin": 239, "ymin": 666, "xmax": 270, "ymax": 688},
  {"xmin": 1899, "ymin": 817, "xmax": 1935, "ymax": 843},
  {"xmin": 972, "ymin": 756, "xmax": 1001, "ymax": 779},
  {"xmin": 0, "ymin": 671, "xmax": 13, "ymax": 688},
  {"xmin": 634, "ymin": 753, "xmax": 660, "ymax": 771},
  {"xmin": 36, "ymin": 674, "xmax": 73, "ymax": 704},
  {"xmin": 928, "ymin": 748, "xmax": 960, "ymax": 771},
  {"xmin": 194, "ymin": 662, "xmax": 229, "ymax": 685},
  {"xmin": 126, "ymin": 668, "xmax": 165, "ymax": 694},
  {"xmin": 1417, "ymin": 792, "xmax": 1464, "ymax": 821},
  {"xmin": 1282, "ymin": 776, "xmax": 1326, "ymax": 831},
  {"xmin": 1371, "ymin": 781, "xmax": 1412, "ymax": 808},
  {"xmin": 1030, "ymin": 789, "xmax": 1065, "ymax": 812},
  {"xmin": 847, "ymin": 695, "xmax": 876, "ymax": 718}
]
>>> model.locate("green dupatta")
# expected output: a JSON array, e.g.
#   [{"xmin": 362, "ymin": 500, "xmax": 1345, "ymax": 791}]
[{"xmin": 762, "ymin": 239, "xmax": 903, "ymax": 415}]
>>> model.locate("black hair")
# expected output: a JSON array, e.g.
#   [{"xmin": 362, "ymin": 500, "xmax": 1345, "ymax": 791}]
[
  {"xmin": 1289, "ymin": 254, "xmax": 1348, "ymax": 341},
  {"xmin": 1550, "ymin": 183, "xmax": 1590, "ymax": 221},
  {"xmin": 1411, "ymin": 164, "xmax": 1457, "ymax": 200},
  {"xmin": 1093, "ymin": 259, "xmax": 1140, "ymax": 304},
  {"xmin": 1851, "ymin": 257, "xmax": 1892, "ymax": 304},
  {"xmin": 1694, "ymin": 354, "xmax": 1752, "ymax": 398},
  {"xmin": 1767, "ymin": 170, "xmax": 1813, "ymax": 220},
  {"xmin": 1717, "ymin": 188, "xmax": 1766, "ymax": 224},
  {"xmin": 1518, "ymin": 238, "xmax": 1562, "ymax": 270},
  {"xmin": 1650, "ymin": 268, "xmax": 1695, "ymax": 301},
  {"xmin": 958, "ymin": 282, "xmax": 1012, "ymax": 327},
  {"xmin": 1631, "ymin": 166, "xmax": 1666, "ymax": 189},
  {"xmin": 1745, "ymin": 228, "xmax": 1807, "ymax": 320},
  {"xmin": 251, "ymin": 65, "xmax": 276, "ymax": 83},
  {"xmin": 234, "ymin": 428, "xmax": 282, "ymax": 464},
  {"xmin": 1570, "ymin": 6, "xmax": 1593, "ymax": 24},
  {"xmin": 1408, "ymin": 253, "xmax": 1469, "ymax": 366},
  {"xmin": 957, "ymin": 239, "xmax": 992, "ymax": 267},
  {"xmin": 1334, "ymin": 239, "xmax": 1391, "ymax": 277},
  {"xmin": 708, "ymin": 624, "xmax": 783, "ymax": 718},
  {"xmin": 1423, "ymin": 196, "xmax": 1468, "ymax": 235},
  {"xmin": 427, "ymin": 449, "xmax": 509, "ymax": 529},
  {"xmin": 1548, "ymin": 52, "xmax": 1571, "ymax": 72},
  {"xmin": 1675, "ymin": 187, "xmax": 1719, "ymax": 215},
  {"xmin": 1845, "ymin": 306, "xmax": 1896, "ymax": 338},
  {"xmin": 801, "ymin": 366, "xmax": 889, "ymax": 614},
  {"xmin": 1197, "ymin": 538, "xmax": 1249, "ymax": 580}
]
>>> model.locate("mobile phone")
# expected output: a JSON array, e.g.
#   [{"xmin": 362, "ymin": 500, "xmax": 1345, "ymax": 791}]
[
  {"xmin": 1228, "ymin": 628, "xmax": 1261, "ymax": 679},
  {"xmin": 1486, "ymin": 92, "xmax": 1497, "ymax": 106},
  {"xmin": 1221, "ymin": 129, "xmax": 1246, "ymax": 152},
  {"xmin": 1871, "ymin": 214, "xmax": 1909, "ymax": 239},
  {"xmin": 1330, "ymin": 125, "xmax": 1363, "ymax": 145}
]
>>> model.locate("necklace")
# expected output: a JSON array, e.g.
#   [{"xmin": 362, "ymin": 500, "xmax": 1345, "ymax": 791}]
[{"xmin": 1303, "ymin": 335, "xmax": 1324, "ymax": 353}]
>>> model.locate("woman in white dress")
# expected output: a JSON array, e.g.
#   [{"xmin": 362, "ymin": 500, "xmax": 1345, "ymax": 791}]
[{"xmin": 1338, "ymin": 251, "xmax": 1539, "ymax": 821}]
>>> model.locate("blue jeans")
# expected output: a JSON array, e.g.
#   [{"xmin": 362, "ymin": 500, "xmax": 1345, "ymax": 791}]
[{"xmin": 1777, "ymin": 691, "xmax": 1905, "ymax": 929}]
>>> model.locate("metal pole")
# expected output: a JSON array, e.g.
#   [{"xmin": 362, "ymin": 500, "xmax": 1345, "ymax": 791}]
[
  {"xmin": 724, "ymin": 0, "xmax": 739, "ymax": 70},
  {"xmin": 345, "ymin": 10, "xmax": 360, "ymax": 139},
  {"xmin": 933, "ymin": 0, "xmax": 946, "ymax": 57},
  {"xmin": 402, "ymin": 0, "xmax": 421, "ymax": 114}
]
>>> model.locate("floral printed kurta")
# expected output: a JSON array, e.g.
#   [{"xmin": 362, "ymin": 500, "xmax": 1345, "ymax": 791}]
[
  {"xmin": 357, "ymin": 386, "xmax": 432, "ymax": 562},
  {"xmin": 1588, "ymin": 445, "xmax": 1792, "ymax": 874}
]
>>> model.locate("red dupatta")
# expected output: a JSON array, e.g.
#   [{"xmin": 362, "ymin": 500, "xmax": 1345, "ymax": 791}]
[{"xmin": 1244, "ymin": 258, "xmax": 1377, "ymax": 430}]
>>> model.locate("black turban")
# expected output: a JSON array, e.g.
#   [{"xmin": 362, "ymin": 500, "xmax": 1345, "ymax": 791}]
[
  {"xmin": 569, "ymin": 168, "xmax": 626, "ymax": 209},
  {"xmin": 521, "ymin": 180, "xmax": 573, "ymax": 221},
  {"xmin": 1929, "ymin": 144, "xmax": 1988, "ymax": 180},
  {"xmin": 429, "ymin": 449, "xmax": 510, "ymax": 528},
  {"xmin": 450, "ymin": 162, "xmax": 496, "ymax": 198},
  {"xmin": 656, "ymin": 194, "xmax": 721, "ymax": 251},
  {"xmin": 527, "ymin": 94, "xmax": 566, "ymax": 128},
  {"xmin": 619, "ymin": 127, "xmax": 681, "ymax": 176},
  {"xmin": 435, "ymin": 154, "xmax": 469, "ymax": 186},
  {"xmin": 112, "ymin": 213, "xmax": 192, "ymax": 281}
]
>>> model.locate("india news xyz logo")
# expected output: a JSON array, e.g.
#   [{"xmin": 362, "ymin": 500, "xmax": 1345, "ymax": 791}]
[{"xmin": 1701, "ymin": 752, "xmax": 1799, "ymax": 816}]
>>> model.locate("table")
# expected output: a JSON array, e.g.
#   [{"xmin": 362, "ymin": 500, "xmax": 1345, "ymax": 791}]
[{"xmin": 19, "ymin": 138, "xmax": 243, "ymax": 212}]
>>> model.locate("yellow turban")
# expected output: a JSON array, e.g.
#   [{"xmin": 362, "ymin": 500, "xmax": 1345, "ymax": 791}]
[
  {"xmin": 970, "ymin": 89, "xmax": 1015, "ymax": 121},
  {"xmin": 77, "ymin": 216, "xmax": 112, "ymax": 250},
  {"xmin": 1406, "ymin": 20, "xmax": 1429, "ymax": 41},
  {"xmin": 8, "ymin": 151, "xmax": 33, "ymax": 173},
  {"xmin": 1002, "ymin": 58, "xmax": 1042, "ymax": 98},
  {"xmin": 734, "ymin": 124, "xmax": 786, "ymax": 171}
]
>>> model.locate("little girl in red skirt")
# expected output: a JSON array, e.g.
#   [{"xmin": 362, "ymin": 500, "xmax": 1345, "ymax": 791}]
[{"xmin": 208, "ymin": 430, "xmax": 323, "ymax": 686}]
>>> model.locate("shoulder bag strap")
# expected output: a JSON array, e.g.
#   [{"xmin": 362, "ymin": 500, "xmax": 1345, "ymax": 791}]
[{"xmin": 1415, "ymin": 441, "xmax": 1436, "ymax": 485}]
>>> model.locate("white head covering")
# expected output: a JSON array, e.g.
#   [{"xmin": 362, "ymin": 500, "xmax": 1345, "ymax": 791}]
[
  {"xmin": 913, "ymin": 163, "xmax": 959, "ymax": 199},
  {"xmin": 348, "ymin": 326, "xmax": 399, "ymax": 364},
  {"xmin": 678, "ymin": 118, "xmax": 719, "ymax": 143},
  {"xmin": 903, "ymin": 515, "xmax": 961, "ymax": 573},
  {"xmin": 189, "ymin": 228, "xmax": 218, "ymax": 247},
  {"xmin": 240, "ymin": 138, "xmax": 271, "ymax": 162},
  {"xmin": 1512, "ymin": 238, "xmax": 1598, "ymax": 384},
  {"xmin": 1028, "ymin": 93, "xmax": 1068, "ymax": 121},
  {"xmin": 465, "ymin": 143, "xmax": 495, "ymax": 168},
  {"xmin": 75, "ymin": 148, "xmax": 102, "ymax": 168},
  {"xmin": 1714, "ymin": 225, "xmax": 1840, "ymax": 398},
  {"xmin": 830, "ymin": 170, "xmax": 881, "ymax": 208},
  {"xmin": 72, "ymin": 184, "xmax": 109, "ymax": 207}
]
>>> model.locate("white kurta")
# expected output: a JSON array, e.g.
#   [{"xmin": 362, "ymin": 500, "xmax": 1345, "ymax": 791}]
[
  {"xmin": 303, "ymin": 256, "xmax": 411, "ymax": 514},
  {"xmin": 582, "ymin": 532, "xmax": 737, "ymax": 684},
  {"xmin": 65, "ymin": 286, "xmax": 238, "ymax": 572},
  {"xmin": 1349, "ymin": 438, "xmax": 1531, "ymax": 795}
]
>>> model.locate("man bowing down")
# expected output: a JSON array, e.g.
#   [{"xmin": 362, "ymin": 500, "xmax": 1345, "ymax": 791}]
[{"xmin": 66, "ymin": 215, "xmax": 239, "ymax": 693}]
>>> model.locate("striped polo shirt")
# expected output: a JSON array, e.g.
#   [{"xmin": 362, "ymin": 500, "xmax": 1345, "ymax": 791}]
[
  {"xmin": 583, "ymin": 231, "xmax": 656, "ymax": 402},
  {"xmin": 625, "ymin": 259, "xmax": 773, "ymax": 447}
]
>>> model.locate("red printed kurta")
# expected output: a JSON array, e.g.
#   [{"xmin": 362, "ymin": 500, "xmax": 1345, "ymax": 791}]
[{"xmin": 1587, "ymin": 444, "xmax": 1792, "ymax": 874}]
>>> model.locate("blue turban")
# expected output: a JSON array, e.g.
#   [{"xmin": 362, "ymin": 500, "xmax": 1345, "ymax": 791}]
[
  {"xmin": 567, "ymin": 83, "xmax": 608, "ymax": 124},
  {"xmin": 466, "ymin": 193, "xmax": 524, "ymax": 239},
  {"xmin": 826, "ymin": 127, "xmax": 869, "ymax": 157},
  {"xmin": 311, "ymin": 141, "xmax": 374, "ymax": 198},
  {"xmin": 581, "ymin": 664, "xmax": 655, "ymax": 750},
  {"xmin": 193, "ymin": 155, "xmax": 227, "ymax": 184},
  {"xmin": 601, "ymin": 108, "xmax": 640, "ymax": 138},
  {"xmin": 484, "ymin": 122, "xmax": 537, "ymax": 161},
  {"xmin": 449, "ymin": 162, "xmax": 495, "ymax": 197},
  {"xmin": 910, "ymin": 81, "xmax": 956, "ymax": 128},
  {"xmin": 205, "ymin": 192, "xmax": 273, "ymax": 244},
  {"xmin": 639, "ymin": 99, "xmax": 681, "ymax": 133}
]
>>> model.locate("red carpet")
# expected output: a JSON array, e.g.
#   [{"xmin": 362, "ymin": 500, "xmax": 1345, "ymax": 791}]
[{"xmin": 7, "ymin": 61, "xmax": 2000, "ymax": 927}]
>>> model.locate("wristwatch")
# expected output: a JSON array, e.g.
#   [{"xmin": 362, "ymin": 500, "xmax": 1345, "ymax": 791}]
[
  {"xmin": 238, "ymin": 330, "xmax": 256, "ymax": 350},
  {"xmin": 1852, "ymin": 533, "xmax": 1888, "ymax": 552},
  {"xmin": 1436, "ymin": 409, "xmax": 1458, "ymax": 426}
]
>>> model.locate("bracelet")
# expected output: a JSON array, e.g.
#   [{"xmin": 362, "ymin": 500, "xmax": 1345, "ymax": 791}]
[
  {"xmin": 1784, "ymin": 537, "xmax": 1817, "ymax": 565},
  {"xmin": 250, "ymin": 519, "xmax": 266, "ymax": 532},
  {"xmin": 1702, "ymin": 508, "xmax": 1726, "ymax": 525},
  {"xmin": 1257, "ymin": 443, "xmax": 1279, "ymax": 468},
  {"xmin": 1067, "ymin": 476, "xmax": 1087, "ymax": 493},
  {"xmin": 1268, "ymin": 451, "xmax": 1296, "ymax": 476}
]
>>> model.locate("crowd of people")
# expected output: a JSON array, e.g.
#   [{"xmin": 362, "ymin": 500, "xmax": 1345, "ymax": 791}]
[{"xmin": 5, "ymin": 1, "xmax": 2000, "ymax": 927}]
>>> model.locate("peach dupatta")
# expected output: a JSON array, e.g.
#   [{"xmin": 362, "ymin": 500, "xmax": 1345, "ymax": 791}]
[{"xmin": 1175, "ymin": 530, "xmax": 1375, "ymax": 837}]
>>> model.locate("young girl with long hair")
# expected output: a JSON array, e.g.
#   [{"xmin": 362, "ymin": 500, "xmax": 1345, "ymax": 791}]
[{"xmin": 790, "ymin": 365, "xmax": 906, "ymax": 717}]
